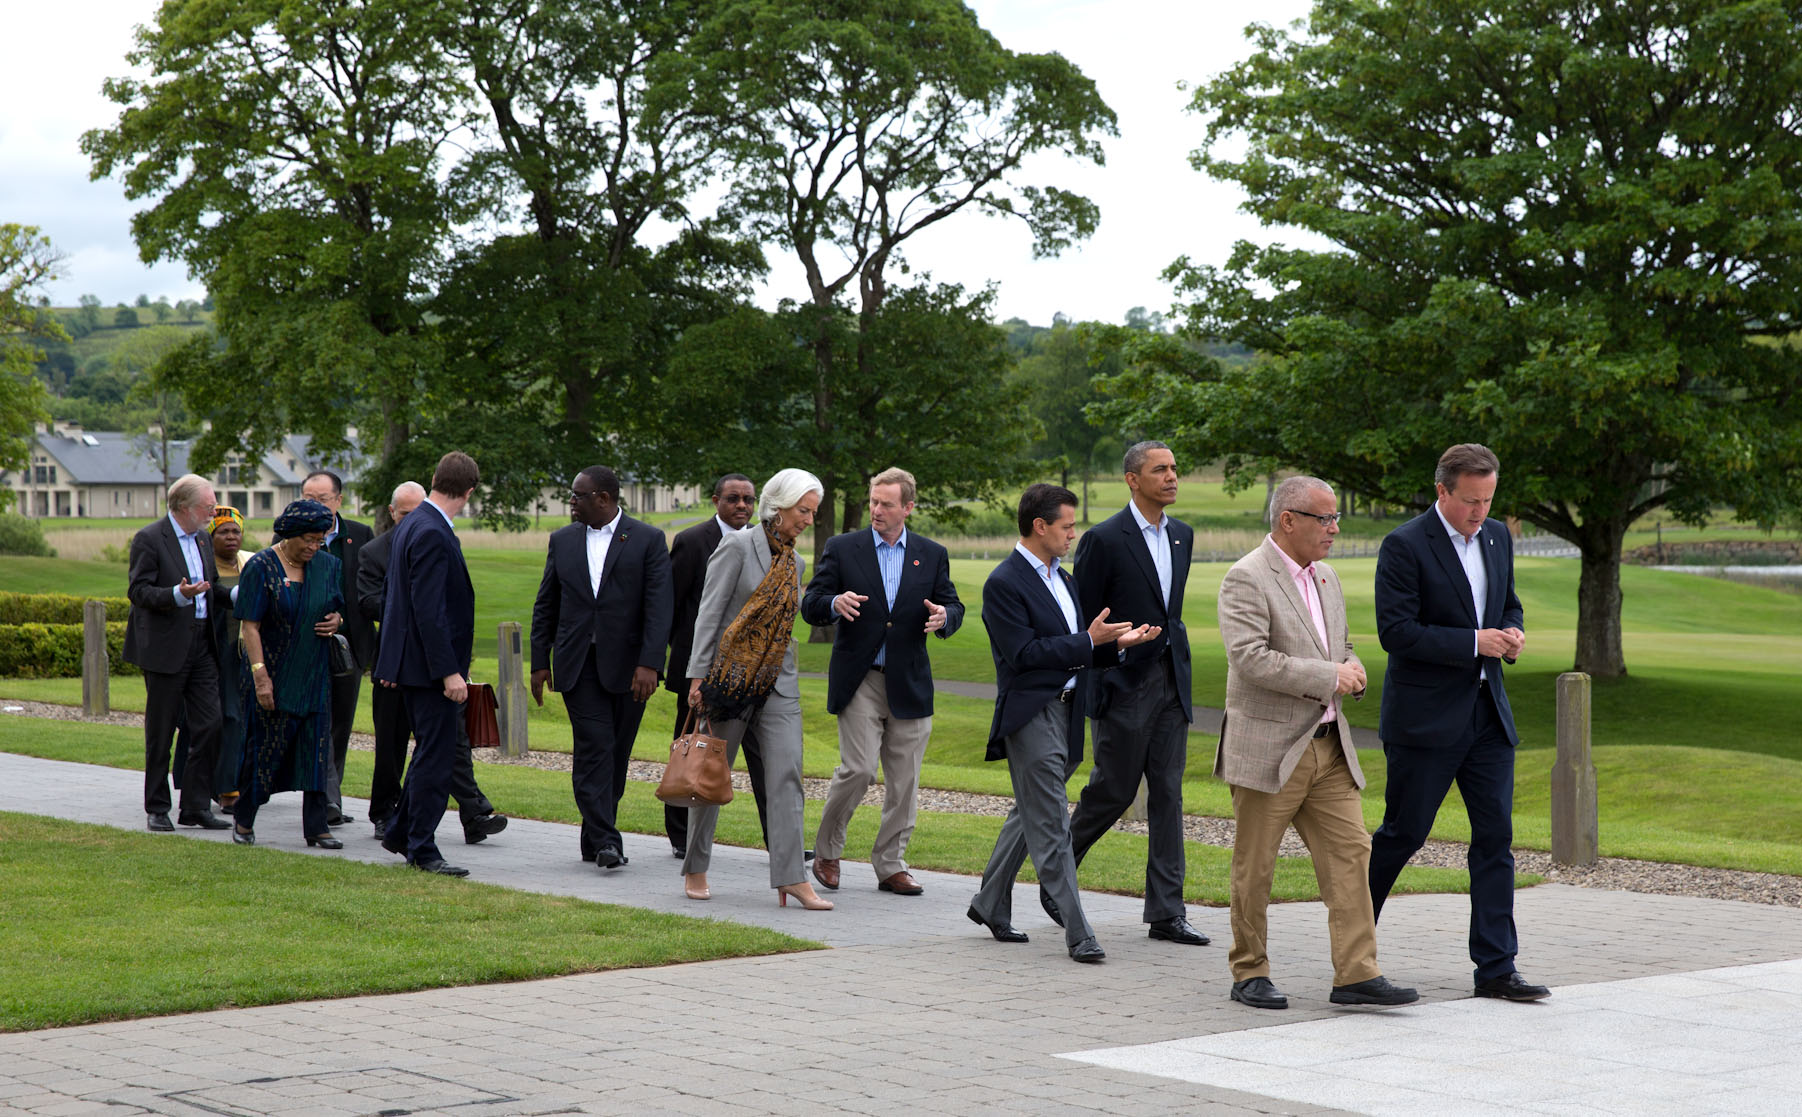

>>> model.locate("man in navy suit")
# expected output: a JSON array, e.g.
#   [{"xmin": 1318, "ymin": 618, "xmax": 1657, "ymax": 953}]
[
  {"xmin": 1368, "ymin": 443, "xmax": 1547, "ymax": 1001},
  {"xmin": 967, "ymin": 484, "xmax": 1158, "ymax": 963},
  {"xmin": 376, "ymin": 451, "xmax": 480, "ymax": 877},
  {"xmin": 531, "ymin": 465, "xmax": 673, "ymax": 869},
  {"xmin": 1061, "ymin": 440, "xmax": 1209, "ymax": 947},
  {"xmin": 801, "ymin": 467, "xmax": 964, "ymax": 895}
]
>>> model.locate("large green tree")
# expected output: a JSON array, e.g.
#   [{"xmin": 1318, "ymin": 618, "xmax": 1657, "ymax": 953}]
[
  {"xmin": 1119, "ymin": 0, "xmax": 1802, "ymax": 676},
  {"xmin": 1, "ymin": 225, "xmax": 63, "ymax": 508},
  {"xmin": 665, "ymin": 0, "xmax": 1116, "ymax": 560},
  {"xmin": 83, "ymin": 0, "xmax": 475, "ymax": 485}
]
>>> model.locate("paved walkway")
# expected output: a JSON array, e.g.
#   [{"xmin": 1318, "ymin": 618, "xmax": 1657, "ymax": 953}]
[{"xmin": 1, "ymin": 750, "xmax": 1799, "ymax": 1115}]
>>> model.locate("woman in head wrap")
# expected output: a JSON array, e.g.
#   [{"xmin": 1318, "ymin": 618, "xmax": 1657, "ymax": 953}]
[
  {"xmin": 681, "ymin": 468, "xmax": 833, "ymax": 910},
  {"xmin": 230, "ymin": 499, "xmax": 346, "ymax": 848}
]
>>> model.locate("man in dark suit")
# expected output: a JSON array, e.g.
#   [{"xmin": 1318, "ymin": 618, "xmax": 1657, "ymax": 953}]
[
  {"xmin": 125, "ymin": 473, "xmax": 230, "ymax": 831},
  {"xmin": 801, "ymin": 467, "xmax": 963, "ymax": 896},
  {"xmin": 375, "ymin": 451, "xmax": 480, "ymax": 877},
  {"xmin": 1368, "ymin": 442, "xmax": 1546, "ymax": 1001},
  {"xmin": 967, "ymin": 484, "xmax": 1158, "ymax": 963},
  {"xmin": 531, "ymin": 465, "xmax": 673, "ymax": 869},
  {"xmin": 1058, "ymin": 440, "xmax": 1209, "ymax": 947},
  {"xmin": 662, "ymin": 473, "xmax": 768, "ymax": 858},
  {"xmin": 300, "ymin": 469, "xmax": 373, "ymax": 827},
  {"xmin": 359, "ymin": 480, "xmax": 507, "ymax": 846}
]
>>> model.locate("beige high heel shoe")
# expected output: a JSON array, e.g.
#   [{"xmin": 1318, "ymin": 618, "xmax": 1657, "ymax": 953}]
[
  {"xmin": 684, "ymin": 873, "xmax": 710, "ymax": 901},
  {"xmin": 776, "ymin": 882, "xmax": 833, "ymax": 910}
]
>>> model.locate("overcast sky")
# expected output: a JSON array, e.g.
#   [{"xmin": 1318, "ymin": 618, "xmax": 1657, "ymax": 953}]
[{"xmin": 1, "ymin": 0, "xmax": 1315, "ymax": 326}]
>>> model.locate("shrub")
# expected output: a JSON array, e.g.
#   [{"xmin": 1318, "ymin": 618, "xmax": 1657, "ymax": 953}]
[
  {"xmin": 0, "ymin": 622, "xmax": 138, "ymax": 678},
  {"xmin": 0, "ymin": 592, "xmax": 133, "ymax": 625},
  {"xmin": 0, "ymin": 515, "xmax": 55, "ymax": 557}
]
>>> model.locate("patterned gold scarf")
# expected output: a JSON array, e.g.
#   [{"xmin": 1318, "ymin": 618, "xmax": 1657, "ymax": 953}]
[{"xmin": 699, "ymin": 524, "xmax": 800, "ymax": 720}]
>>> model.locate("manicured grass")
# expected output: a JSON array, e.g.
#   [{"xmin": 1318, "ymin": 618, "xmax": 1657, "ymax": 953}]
[
  {"xmin": 0, "ymin": 810, "xmax": 815, "ymax": 1033},
  {"xmin": 0, "ymin": 718, "xmax": 1473, "ymax": 906}
]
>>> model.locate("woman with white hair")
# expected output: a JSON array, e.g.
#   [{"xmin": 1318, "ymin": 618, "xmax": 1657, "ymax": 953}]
[{"xmin": 682, "ymin": 467, "xmax": 832, "ymax": 910}]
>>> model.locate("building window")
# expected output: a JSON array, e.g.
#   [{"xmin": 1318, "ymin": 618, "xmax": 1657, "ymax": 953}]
[{"xmin": 33, "ymin": 465, "xmax": 56, "ymax": 484}]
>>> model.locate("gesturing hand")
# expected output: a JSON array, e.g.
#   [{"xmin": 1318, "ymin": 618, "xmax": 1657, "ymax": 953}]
[
  {"xmin": 834, "ymin": 590, "xmax": 868, "ymax": 620},
  {"xmin": 1086, "ymin": 605, "xmax": 1132, "ymax": 646},
  {"xmin": 1117, "ymin": 623, "xmax": 1162, "ymax": 649},
  {"xmin": 923, "ymin": 598, "xmax": 947, "ymax": 634}
]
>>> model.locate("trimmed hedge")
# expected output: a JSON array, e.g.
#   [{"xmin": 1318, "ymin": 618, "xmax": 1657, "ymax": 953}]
[
  {"xmin": 0, "ymin": 592, "xmax": 133, "ymax": 625},
  {"xmin": 0, "ymin": 622, "xmax": 138, "ymax": 678}
]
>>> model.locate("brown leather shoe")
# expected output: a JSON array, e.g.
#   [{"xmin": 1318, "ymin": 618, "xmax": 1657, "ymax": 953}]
[
  {"xmin": 878, "ymin": 870, "xmax": 923, "ymax": 895},
  {"xmin": 812, "ymin": 856, "xmax": 841, "ymax": 890}
]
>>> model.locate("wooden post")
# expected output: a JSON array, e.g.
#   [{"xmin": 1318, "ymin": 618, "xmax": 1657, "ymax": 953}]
[
  {"xmin": 82, "ymin": 599, "xmax": 109, "ymax": 717},
  {"xmin": 495, "ymin": 621, "xmax": 529, "ymax": 757},
  {"xmin": 1551, "ymin": 671, "xmax": 1599, "ymax": 866}
]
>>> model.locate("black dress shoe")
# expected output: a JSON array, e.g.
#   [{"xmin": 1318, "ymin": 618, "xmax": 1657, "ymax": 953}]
[
  {"xmin": 1039, "ymin": 888, "xmax": 1063, "ymax": 928},
  {"xmin": 372, "ymin": 817, "xmax": 388, "ymax": 841},
  {"xmin": 463, "ymin": 812, "xmax": 508, "ymax": 844},
  {"xmin": 412, "ymin": 859, "xmax": 470, "ymax": 877},
  {"xmin": 177, "ymin": 810, "xmax": 231, "ymax": 830},
  {"xmin": 326, "ymin": 812, "xmax": 356, "ymax": 826},
  {"xmin": 670, "ymin": 845, "xmax": 687, "ymax": 859},
  {"xmin": 1148, "ymin": 916, "xmax": 1211, "ymax": 946},
  {"xmin": 966, "ymin": 905, "xmax": 1029, "ymax": 943},
  {"xmin": 147, "ymin": 812, "xmax": 175, "ymax": 832},
  {"xmin": 380, "ymin": 830, "xmax": 408, "ymax": 857},
  {"xmin": 231, "ymin": 827, "xmax": 256, "ymax": 846},
  {"xmin": 1475, "ymin": 973, "xmax": 1551, "ymax": 1001},
  {"xmin": 594, "ymin": 847, "xmax": 627, "ymax": 869},
  {"xmin": 1231, "ymin": 976, "xmax": 1288, "ymax": 1009},
  {"xmin": 1332, "ymin": 975, "xmax": 1420, "ymax": 1006},
  {"xmin": 1069, "ymin": 937, "xmax": 1106, "ymax": 964},
  {"xmin": 306, "ymin": 835, "xmax": 345, "ymax": 850}
]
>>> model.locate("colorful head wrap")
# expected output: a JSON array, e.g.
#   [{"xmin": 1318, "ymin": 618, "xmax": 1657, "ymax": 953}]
[
  {"xmin": 210, "ymin": 506, "xmax": 245, "ymax": 533},
  {"xmin": 272, "ymin": 499, "xmax": 335, "ymax": 540}
]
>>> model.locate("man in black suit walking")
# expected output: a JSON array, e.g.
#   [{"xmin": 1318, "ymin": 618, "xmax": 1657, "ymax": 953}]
[
  {"xmin": 125, "ymin": 473, "xmax": 230, "ymax": 831},
  {"xmin": 661, "ymin": 473, "xmax": 769, "ymax": 858},
  {"xmin": 375, "ymin": 451, "xmax": 480, "ymax": 877},
  {"xmin": 967, "ymin": 484, "xmax": 1158, "ymax": 963},
  {"xmin": 1368, "ymin": 442, "xmax": 1546, "ymax": 1001},
  {"xmin": 359, "ymin": 480, "xmax": 507, "ymax": 846},
  {"xmin": 1060, "ymin": 440, "xmax": 1210, "ymax": 947},
  {"xmin": 300, "ymin": 469, "xmax": 373, "ymax": 826},
  {"xmin": 801, "ymin": 467, "xmax": 963, "ymax": 896},
  {"xmin": 531, "ymin": 466, "xmax": 673, "ymax": 869}
]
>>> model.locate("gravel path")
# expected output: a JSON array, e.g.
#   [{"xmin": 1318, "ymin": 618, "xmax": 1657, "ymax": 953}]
[{"xmin": 8, "ymin": 696, "xmax": 1796, "ymax": 908}]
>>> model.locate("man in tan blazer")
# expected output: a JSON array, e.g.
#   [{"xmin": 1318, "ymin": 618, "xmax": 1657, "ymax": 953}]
[{"xmin": 1215, "ymin": 476, "xmax": 1418, "ymax": 1010}]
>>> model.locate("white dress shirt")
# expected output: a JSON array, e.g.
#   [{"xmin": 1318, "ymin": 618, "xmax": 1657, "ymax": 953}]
[
  {"xmin": 167, "ymin": 513, "xmax": 208, "ymax": 619},
  {"xmin": 586, "ymin": 516, "xmax": 618, "ymax": 597},
  {"xmin": 1127, "ymin": 501, "xmax": 1173, "ymax": 608},
  {"xmin": 1015, "ymin": 541, "xmax": 1084, "ymax": 690},
  {"xmin": 1435, "ymin": 504, "xmax": 1489, "ymax": 668}
]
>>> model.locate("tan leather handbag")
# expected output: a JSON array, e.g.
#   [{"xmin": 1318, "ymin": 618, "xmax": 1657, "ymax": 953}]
[{"xmin": 655, "ymin": 710, "xmax": 734, "ymax": 807}]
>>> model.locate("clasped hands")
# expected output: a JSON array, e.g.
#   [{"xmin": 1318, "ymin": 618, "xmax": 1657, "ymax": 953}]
[
  {"xmin": 1478, "ymin": 626, "xmax": 1526, "ymax": 661},
  {"xmin": 833, "ymin": 591, "xmax": 949, "ymax": 634}
]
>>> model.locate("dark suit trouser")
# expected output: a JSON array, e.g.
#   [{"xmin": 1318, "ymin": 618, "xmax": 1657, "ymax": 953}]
[
  {"xmin": 566, "ymin": 650, "xmax": 648, "ymax": 860},
  {"xmin": 1067, "ymin": 655, "xmax": 1189, "ymax": 923},
  {"xmin": 389, "ymin": 684, "xmax": 461, "ymax": 864},
  {"xmin": 369, "ymin": 682, "xmax": 492, "ymax": 826},
  {"xmin": 324, "ymin": 670, "xmax": 362, "ymax": 815},
  {"xmin": 666, "ymin": 689, "xmax": 771, "ymax": 851},
  {"xmin": 144, "ymin": 621, "xmax": 220, "ymax": 816},
  {"xmin": 971, "ymin": 700, "xmax": 1094, "ymax": 948},
  {"xmin": 1369, "ymin": 687, "xmax": 1519, "ymax": 982}
]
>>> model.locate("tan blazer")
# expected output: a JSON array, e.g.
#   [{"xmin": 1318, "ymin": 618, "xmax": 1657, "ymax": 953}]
[
  {"xmin": 686, "ymin": 523, "xmax": 805, "ymax": 700},
  {"xmin": 1213, "ymin": 536, "xmax": 1365, "ymax": 794}
]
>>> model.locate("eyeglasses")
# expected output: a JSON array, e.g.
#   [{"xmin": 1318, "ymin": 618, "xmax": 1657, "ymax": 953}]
[
  {"xmin": 568, "ymin": 490, "xmax": 595, "ymax": 503},
  {"xmin": 1286, "ymin": 509, "xmax": 1342, "ymax": 526}
]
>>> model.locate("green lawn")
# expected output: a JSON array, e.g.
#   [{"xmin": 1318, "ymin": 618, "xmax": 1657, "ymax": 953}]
[{"xmin": 0, "ymin": 810, "xmax": 815, "ymax": 1033}]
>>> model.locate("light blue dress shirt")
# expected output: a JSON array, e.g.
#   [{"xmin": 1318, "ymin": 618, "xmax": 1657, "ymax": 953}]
[
  {"xmin": 872, "ymin": 527, "xmax": 907, "ymax": 667},
  {"xmin": 167, "ymin": 512, "xmax": 208, "ymax": 620}
]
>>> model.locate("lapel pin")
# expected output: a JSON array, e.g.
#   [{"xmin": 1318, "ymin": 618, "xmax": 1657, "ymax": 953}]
[{"xmin": 912, "ymin": 559, "xmax": 919, "ymax": 566}]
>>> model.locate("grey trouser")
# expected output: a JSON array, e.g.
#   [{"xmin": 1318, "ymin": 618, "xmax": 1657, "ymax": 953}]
[
  {"xmin": 683, "ymin": 693, "xmax": 807, "ymax": 888},
  {"xmin": 971, "ymin": 700, "xmax": 1094, "ymax": 947}
]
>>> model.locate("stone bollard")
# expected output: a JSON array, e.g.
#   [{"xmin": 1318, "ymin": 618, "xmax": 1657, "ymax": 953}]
[
  {"xmin": 495, "ymin": 621, "xmax": 529, "ymax": 757},
  {"xmin": 1125, "ymin": 776, "xmax": 1149, "ymax": 823},
  {"xmin": 1551, "ymin": 671, "xmax": 1599, "ymax": 866},
  {"xmin": 82, "ymin": 600, "xmax": 109, "ymax": 717}
]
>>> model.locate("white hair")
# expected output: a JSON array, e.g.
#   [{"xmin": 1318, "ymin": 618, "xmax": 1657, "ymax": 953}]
[
  {"xmin": 166, "ymin": 473, "xmax": 213, "ymax": 513},
  {"xmin": 759, "ymin": 467, "xmax": 825, "ymax": 521},
  {"xmin": 390, "ymin": 480, "xmax": 426, "ymax": 505},
  {"xmin": 1267, "ymin": 475, "xmax": 1335, "ymax": 527}
]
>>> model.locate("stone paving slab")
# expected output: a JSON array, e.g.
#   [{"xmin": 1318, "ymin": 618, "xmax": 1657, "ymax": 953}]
[{"xmin": 2, "ymin": 750, "xmax": 1800, "ymax": 1114}]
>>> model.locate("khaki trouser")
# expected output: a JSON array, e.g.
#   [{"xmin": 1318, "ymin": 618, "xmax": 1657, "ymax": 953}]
[{"xmin": 813, "ymin": 670, "xmax": 933, "ymax": 879}]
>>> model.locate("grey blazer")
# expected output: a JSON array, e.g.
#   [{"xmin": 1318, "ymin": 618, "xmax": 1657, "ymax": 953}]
[
  {"xmin": 686, "ymin": 524, "xmax": 806, "ymax": 700},
  {"xmin": 1213, "ymin": 536, "xmax": 1365, "ymax": 794}
]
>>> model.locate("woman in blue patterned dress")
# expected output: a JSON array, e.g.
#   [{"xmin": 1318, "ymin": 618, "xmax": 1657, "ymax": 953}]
[{"xmin": 230, "ymin": 500, "xmax": 346, "ymax": 849}]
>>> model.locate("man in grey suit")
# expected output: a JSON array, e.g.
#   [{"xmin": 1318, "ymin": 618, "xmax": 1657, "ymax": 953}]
[{"xmin": 1216, "ymin": 476, "xmax": 1416, "ymax": 1010}]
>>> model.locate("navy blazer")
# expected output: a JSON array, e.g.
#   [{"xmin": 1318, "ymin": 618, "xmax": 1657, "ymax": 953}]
[
  {"xmin": 981, "ymin": 549, "xmax": 1103, "ymax": 761},
  {"xmin": 1072, "ymin": 506, "xmax": 1194, "ymax": 721},
  {"xmin": 372, "ymin": 502, "xmax": 474, "ymax": 688},
  {"xmin": 663, "ymin": 517, "xmax": 724, "ymax": 694},
  {"xmin": 326, "ymin": 516, "xmax": 376, "ymax": 669},
  {"xmin": 124, "ymin": 516, "xmax": 226, "ymax": 673},
  {"xmin": 530, "ymin": 515, "xmax": 673, "ymax": 694},
  {"xmin": 1375, "ymin": 510, "xmax": 1524, "ymax": 748},
  {"xmin": 799, "ymin": 528, "xmax": 964, "ymax": 719}
]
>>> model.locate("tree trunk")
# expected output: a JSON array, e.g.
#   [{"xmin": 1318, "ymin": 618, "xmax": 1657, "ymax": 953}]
[{"xmin": 1573, "ymin": 527, "xmax": 1628, "ymax": 677}]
